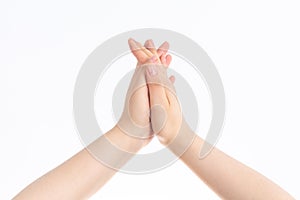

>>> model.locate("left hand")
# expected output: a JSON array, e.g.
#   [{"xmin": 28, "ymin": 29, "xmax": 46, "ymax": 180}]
[{"xmin": 116, "ymin": 38, "xmax": 173, "ymax": 146}]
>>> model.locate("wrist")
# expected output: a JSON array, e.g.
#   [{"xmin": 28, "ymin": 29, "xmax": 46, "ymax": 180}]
[
  {"xmin": 105, "ymin": 126, "xmax": 147, "ymax": 153},
  {"xmin": 166, "ymin": 122, "xmax": 196, "ymax": 157}
]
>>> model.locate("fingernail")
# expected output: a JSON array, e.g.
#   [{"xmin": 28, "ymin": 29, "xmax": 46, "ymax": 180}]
[{"xmin": 147, "ymin": 65, "xmax": 157, "ymax": 76}]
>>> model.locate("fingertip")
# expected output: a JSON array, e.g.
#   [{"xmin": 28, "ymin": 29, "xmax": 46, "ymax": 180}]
[
  {"xmin": 157, "ymin": 41, "xmax": 169, "ymax": 56},
  {"xmin": 128, "ymin": 37, "xmax": 134, "ymax": 42},
  {"xmin": 159, "ymin": 53, "xmax": 166, "ymax": 65},
  {"xmin": 144, "ymin": 39, "xmax": 155, "ymax": 49},
  {"xmin": 128, "ymin": 38, "xmax": 136, "ymax": 45},
  {"xmin": 144, "ymin": 39, "xmax": 150, "ymax": 47},
  {"xmin": 128, "ymin": 38, "xmax": 137, "ymax": 50},
  {"xmin": 161, "ymin": 41, "xmax": 169, "ymax": 50},
  {"xmin": 166, "ymin": 54, "xmax": 172, "ymax": 66},
  {"xmin": 149, "ymin": 39, "xmax": 155, "ymax": 47},
  {"xmin": 169, "ymin": 75, "xmax": 175, "ymax": 84}
]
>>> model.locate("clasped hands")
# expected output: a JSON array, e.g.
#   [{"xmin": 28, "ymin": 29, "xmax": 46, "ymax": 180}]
[
  {"xmin": 114, "ymin": 38, "xmax": 191, "ymax": 151},
  {"xmin": 13, "ymin": 39, "xmax": 294, "ymax": 200}
]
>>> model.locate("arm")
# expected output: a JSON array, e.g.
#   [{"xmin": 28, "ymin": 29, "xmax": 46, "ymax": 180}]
[
  {"xmin": 14, "ymin": 39, "xmax": 172, "ymax": 200},
  {"xmin": 144, "ymin": 52, "xmax": 294, "ymax": 199},
  {"xmin": 173, "ymin": 133, "xmax": 295, "ymax": 200},
  {"xmin": 13, "ymin": 127, "xmax": 144, "ymax": 200}
]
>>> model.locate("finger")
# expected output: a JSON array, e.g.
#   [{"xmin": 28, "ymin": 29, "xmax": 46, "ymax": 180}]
[
  {"xmin": 160, "ymin": 53, "xmax": 167, "ymax": 65},
  {"xmin": 128, "ymin": 38, "xmax": 149, "ymax": 63},
  {"xmin": 169, "ymin": 75, "xmax": 175, "ymax": 84},
  {"xmin": 145, "ymin": 65, "xmax": 169, "ymax": 107},
  {"xmin": 147, "ymin": 55, "xmax": 159, "ymax": 64},
  {"xmin": 144, "ymin": 39, "xmax": 156, "ymax": 55},
  {"xmin": 166, "ymin": 75, "xmax": 177, "ymax": 104},
  {"xmin": 145, "ymin": 39, "xmax": 161, "ymax": 64},
  {"xmin": 157, "ymin": 41, "xmax": 169, "ymax": 57},
  {"xmin": 166, "ymin": 54, "xmax": 172, "ymax": 67},
  {"xmin": 145, "ymin": 65, "xmax": 170, "ymax": 134},
  {"xmin": 132, "ymin": 38, "xmax": 153, "ymax": 57}
]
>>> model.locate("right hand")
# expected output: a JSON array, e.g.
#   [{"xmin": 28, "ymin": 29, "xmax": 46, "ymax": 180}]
[
  {"xmin": 117, "ymin": 38, "xmax": 173, "ymax": 143},
  {"xmin": 146, "ymin": 64, "xmax": 183, "ymax": 145}
]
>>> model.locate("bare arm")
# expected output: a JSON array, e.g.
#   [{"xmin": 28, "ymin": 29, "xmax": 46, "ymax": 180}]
[
  {"xmin": 13, "ymin": 39, "xmax": 171, "ymax": 200},
  {"xmin": 171, "ymin": 133, "xmax": 295, "ymax": 200},
  {"xmin": 143, "ymin": 45, "xmax": 295, "ymax": 199},
  {"xmin": 13, "ymin": 127, "xmax": 144, "ymax": 200}
]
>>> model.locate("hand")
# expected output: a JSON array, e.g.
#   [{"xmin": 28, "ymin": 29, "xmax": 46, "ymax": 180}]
[
  {"xmin": 116, "ymin": 38, "xmax": 173, "ymax": 146},
  {"xmin": 139, "ymin": 40, "xmax": 189, "ymax": 146},
  {"xmin": 146, "ymin": 63, "xmax": 183, "ymax": 146}
]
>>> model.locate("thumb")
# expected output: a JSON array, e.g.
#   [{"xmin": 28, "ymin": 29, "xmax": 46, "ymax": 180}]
[
  {"xmin": 145, "ymin": 64, "xmax": 170, "ymax": 134},
  {"xmin": 145, "ymin": 64, "xmax": 169, "ymax": 107}
]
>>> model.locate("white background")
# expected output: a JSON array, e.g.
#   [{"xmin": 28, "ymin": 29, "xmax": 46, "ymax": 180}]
[{"xmin": 1, "ymin": 0, "xmax": 299, "ymax": 199}]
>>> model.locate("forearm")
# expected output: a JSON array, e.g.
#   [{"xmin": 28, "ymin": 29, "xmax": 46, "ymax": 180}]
[
  {"xmin": 170, "ymin": 132, "xmax": 294, "ymax": 200},
  {"xmin": 13, "ymin": 126, "xmax": 144, "ymax": 200}
]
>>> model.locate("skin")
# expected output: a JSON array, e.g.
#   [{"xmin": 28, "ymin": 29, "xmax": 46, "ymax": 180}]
[
  {"xmin": 13, "ymin": 39, "xmax": 294, "ymax": 200},
  {"xmin": 144, "ymin": 41, "xmax": 295, "ymax": 199},
  {"xmin": 13, "ymin": 39, "xmax": 172, "ymax": 200},
  {"xmin": 13, "ymin": 128, "xmax": 143, "ymax": 200}
]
